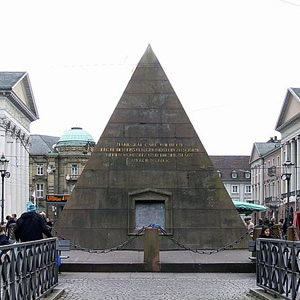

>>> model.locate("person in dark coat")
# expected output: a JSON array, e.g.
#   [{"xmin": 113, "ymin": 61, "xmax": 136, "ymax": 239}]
[{"xmin": 14, "ymin": 201, "xmax": 53, "ymax": 242}]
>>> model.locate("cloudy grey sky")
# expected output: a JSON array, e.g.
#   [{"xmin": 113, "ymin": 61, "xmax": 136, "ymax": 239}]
[{"xmin": 1, "ymin": 0, "xmax": 300, "ymax": 155}]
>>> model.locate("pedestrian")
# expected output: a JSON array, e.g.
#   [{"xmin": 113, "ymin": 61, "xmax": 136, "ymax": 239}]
[
  {"xmin": 46, "ymin": 217, "xmax": 53, "ymax": 232},
  {"xmin": 0, "ymin": 228, "xmax": 10, "ymax": 245},
  {"xmin": 5, "ymin": 215, "xmax": 16, "ymax": 239},
  {"xmin": 11, "ymin": 213, "xmax": 17, "ymax": 221},
  {"xmin": 40, "ymin": 212, "xmax": 47, "ymax": 223},
  {"xmin": 14, "ymin": 201, "xmax": 53, "ymax": 242},
  {"xmin": 269, "ymin": 217, "xmax": 275, "ymax": 228},
  {"xmin": 245, "ymin": 219, "xmax": 254, "ymax": 238},
  {"xmin": 282, "ymin": 218, "xmax": 288, "ymax": 237},
  {"xmin": 5, "ymin": 215, "xmax": 15, "ymax": 231},
  {"xmin": 259, "ymin": 226, "xmax": 273, "ymax": 238}
]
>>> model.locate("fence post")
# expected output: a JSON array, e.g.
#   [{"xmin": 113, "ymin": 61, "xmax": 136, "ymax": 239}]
[{"xmin": 144, "ymin": 227, "xmax": 160, "ymax": 272}]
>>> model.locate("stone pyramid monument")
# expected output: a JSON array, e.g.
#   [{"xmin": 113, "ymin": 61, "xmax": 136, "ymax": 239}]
[{"xmin": 54, "ymin": 45, "xmax": 248, "ymax": 250}]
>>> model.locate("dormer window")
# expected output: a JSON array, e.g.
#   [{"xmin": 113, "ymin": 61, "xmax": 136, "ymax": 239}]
[
  {"xmin": 231, "ymin": 170, "xmax": 238, "ymax": 179},
  {"xmin": 217, "ymin": 170, "xmax": 222, "ymax": 178},
  {"xmin": 244, "ymin": 171, "xmax": 251, "ymax": 179}
]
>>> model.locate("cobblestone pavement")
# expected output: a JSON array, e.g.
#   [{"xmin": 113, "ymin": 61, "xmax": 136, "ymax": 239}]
[{"xmin": 57, "ymin": 272, "xmax": 259, "ymax": 300}]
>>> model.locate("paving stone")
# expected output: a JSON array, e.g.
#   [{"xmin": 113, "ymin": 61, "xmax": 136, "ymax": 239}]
[{"xmin": 57, "ymin": 272, "xmax": 259, "ymax": 299}]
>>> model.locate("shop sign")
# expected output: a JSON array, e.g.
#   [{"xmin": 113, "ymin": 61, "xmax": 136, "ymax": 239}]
[{"xmin": 46, "ymin": 194, "xmax": 70, "ymax": 202}]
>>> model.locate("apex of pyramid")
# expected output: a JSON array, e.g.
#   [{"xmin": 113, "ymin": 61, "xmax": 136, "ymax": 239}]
[{"xmin": 139, "ymin": 44, "xmax": 159, "ymax": 65}]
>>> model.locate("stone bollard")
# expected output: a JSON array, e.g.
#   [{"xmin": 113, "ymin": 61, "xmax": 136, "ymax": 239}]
[
  {"xmin": 287, "ymin": 226, "xmax": 296, "ymax": 241},
  {"xmin": 144, "ymin": 227, "xmax": 160, "ymax": 272},
  {"xmin": 271, "ymin": 224, "xmax": 281, "ymax": 238},
  {"xmin": 250, "ymin": 227, "xmax": 262, "ymax": 258}
]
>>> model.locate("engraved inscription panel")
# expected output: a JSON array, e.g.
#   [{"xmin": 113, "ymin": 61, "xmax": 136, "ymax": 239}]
[
  {"xmin": 135, "ymin": 201, "xmax": 165, "ymax": 228},
  {"xmin": 99, "ymin": 142, "xmax": 199, "ymax": 163}
]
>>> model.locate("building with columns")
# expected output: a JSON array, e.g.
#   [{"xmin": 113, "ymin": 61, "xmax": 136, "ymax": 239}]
[
  {"xmin": 250, "ymin": 88, "xmax": 300, "ymax": 223},
  {"xmin": 275, "ymin": 88, "xmax": 300, "ymax": 215},
  {"xmin": 0, "ymin": 72, "xmax": 38, "ymax": 218}
]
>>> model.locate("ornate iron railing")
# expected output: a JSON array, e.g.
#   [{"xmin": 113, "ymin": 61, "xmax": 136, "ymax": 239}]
[
  {"xmin": 0, "ymin": 237, "xmax": 58, "ymax": 300},
  {"xmin": 256, "ymin": 238, "xmax": 300, "ymax": 300}
]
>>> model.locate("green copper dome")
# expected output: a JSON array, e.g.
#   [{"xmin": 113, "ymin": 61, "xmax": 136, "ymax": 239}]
[{"xmin": 55, "ymin": 127, "xmax": 95, "ymax": 147}]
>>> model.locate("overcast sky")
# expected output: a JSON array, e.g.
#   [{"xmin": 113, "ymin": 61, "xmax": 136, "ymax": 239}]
[{"xmin": 1, "ymin": 0, "xmax": 300, "ymax": 155}]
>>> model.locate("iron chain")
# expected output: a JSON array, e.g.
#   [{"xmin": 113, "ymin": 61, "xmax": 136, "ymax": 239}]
[
  {"xmin": 53, "ymin": 225, "xmax": 147, "ymax": 253},
  {"xmin": 157, "ymin": 225, "xmax": 252, "ymax": 255},
  {"xmin": 53, "ymin": 223, "xmax": 254, "ymax": 255}
]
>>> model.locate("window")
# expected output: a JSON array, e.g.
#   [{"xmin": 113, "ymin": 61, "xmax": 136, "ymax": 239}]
[
  {"xmin": 245, "ymin": 185, "xmax": 251, "ymax": 193},
  {"xmin": 71, "ymin": 164, "xmax": 78, "ymax": 175},
  {"xmin": 231, "ymin": 171, "xmax": 238, "ymax": 179},
  {"xmin": 232, "ymin": 185, "xmax": 239, "ymax": 193},
  {"xmin": 244, "ymin": 172, "xmax": 251, "ymax": 179},
  {"xmin": 36, "ymin": 164, "xmax": 44, "ymax": 175},
  {"xmin": 217, "ymin": 170, "xmax": 222, "ymax": 177},
  {"xmin": 36, "ymin": 184, "xmax": 44, "ymax": 198}
]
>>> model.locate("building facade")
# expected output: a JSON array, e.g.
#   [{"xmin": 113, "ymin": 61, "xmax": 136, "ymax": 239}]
[
  {"xmin": 275, "ymin": 88, "xmax": 300, "ymax": 218},
  {"xmin": 0, "ymin": 72, "xmax": 38, "ymax": 218},
  {"xmin": 29, "ymin": 127, "xmax": 95, "ymax": 221},
  {"xmin": 209, "ymin": 156, "xmax": 251, "ymax": 202},
  {"xmin": 250, "ymin": 88, "xmax": 300, "ymax": 223},
  {"xmin": 250, "ymin": 137, "xmax": 282, "ymax": 221}
]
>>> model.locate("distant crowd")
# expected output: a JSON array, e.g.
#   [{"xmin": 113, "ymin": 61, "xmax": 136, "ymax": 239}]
[
  {"xmin": 245, "ymin": 216, "xmax": 289, "ymax": 240},
  {"xmin": 0, "ymin": 201, "xmax": 54, "ymax": 245}
]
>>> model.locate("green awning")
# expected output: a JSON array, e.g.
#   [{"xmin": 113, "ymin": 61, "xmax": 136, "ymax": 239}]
[{"xmin": 233, "ymin": 200, "xmax": 266, "ymax": 215}]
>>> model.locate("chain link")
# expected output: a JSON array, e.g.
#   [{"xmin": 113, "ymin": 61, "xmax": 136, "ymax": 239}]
[
  {"xmin": 158, "ymin": 225, "xmax": 254, "ymax": 255},
  {"xmin": 53, "ymin": 224, "xmax": 254, "ymax": 255},
  {"xmin": 53, "ymin": 225, "xmax": 147, "ymax": 253}
]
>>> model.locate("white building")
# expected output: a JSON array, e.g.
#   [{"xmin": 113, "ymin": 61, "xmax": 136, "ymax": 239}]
[
  {"xmin": 250, "ymin": 88, "xmax": 300, "ymax": 222},
  {"xmin": 275, "ymin": 88, "xmax": 300, "ymax": 214},
  {"xmin": 0, "ymin": 72, "xmax": 38, "ymax": 219}
]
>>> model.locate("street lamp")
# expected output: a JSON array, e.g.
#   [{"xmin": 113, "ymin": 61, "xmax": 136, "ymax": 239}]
[
  {"xmin": 282, "ymin": 159, "xmax": 294, "ymax": 228},
  {"xmin": 0, "ymin": 154, "xmax": 10, "ymax": 225}
]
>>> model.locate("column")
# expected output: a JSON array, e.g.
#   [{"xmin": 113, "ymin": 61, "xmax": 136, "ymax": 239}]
[
  {"xmin": 281, "ymin": 144, "xmax": 286, "ymax": 195},
  {"xmin": 6, "ymin": 134, "xmax": 13, "ymax": 216},
  {"xmin": 259, "ymin": 162, "xmax": 264, "ymax": 205},
  {"xmin": 14, "ymin": 138, "xmax": 18, "ymax": 214},
  {"xmin": 0, "ymin": 126, "xmax": 5, "ymax": 154},
  {"xmin": 290, "ymin": 139, "xmax": 296, "ymax": 195},
  {"xmin": 22, "ymin": 140, "xmax": 29, "ymax": 213},
  {"xmin": 296, "ymin": 136, "xmax": 300, "ymax": 211}
]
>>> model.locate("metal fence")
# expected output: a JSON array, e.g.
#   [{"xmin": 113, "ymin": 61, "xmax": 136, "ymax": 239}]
[
  {"xmin": 256, "ymin": 238, "xmax": 300, "ymax": 300},
  {"xmin": 0, "ymin": 237, "xmax": 58, "ymax": 300}
]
